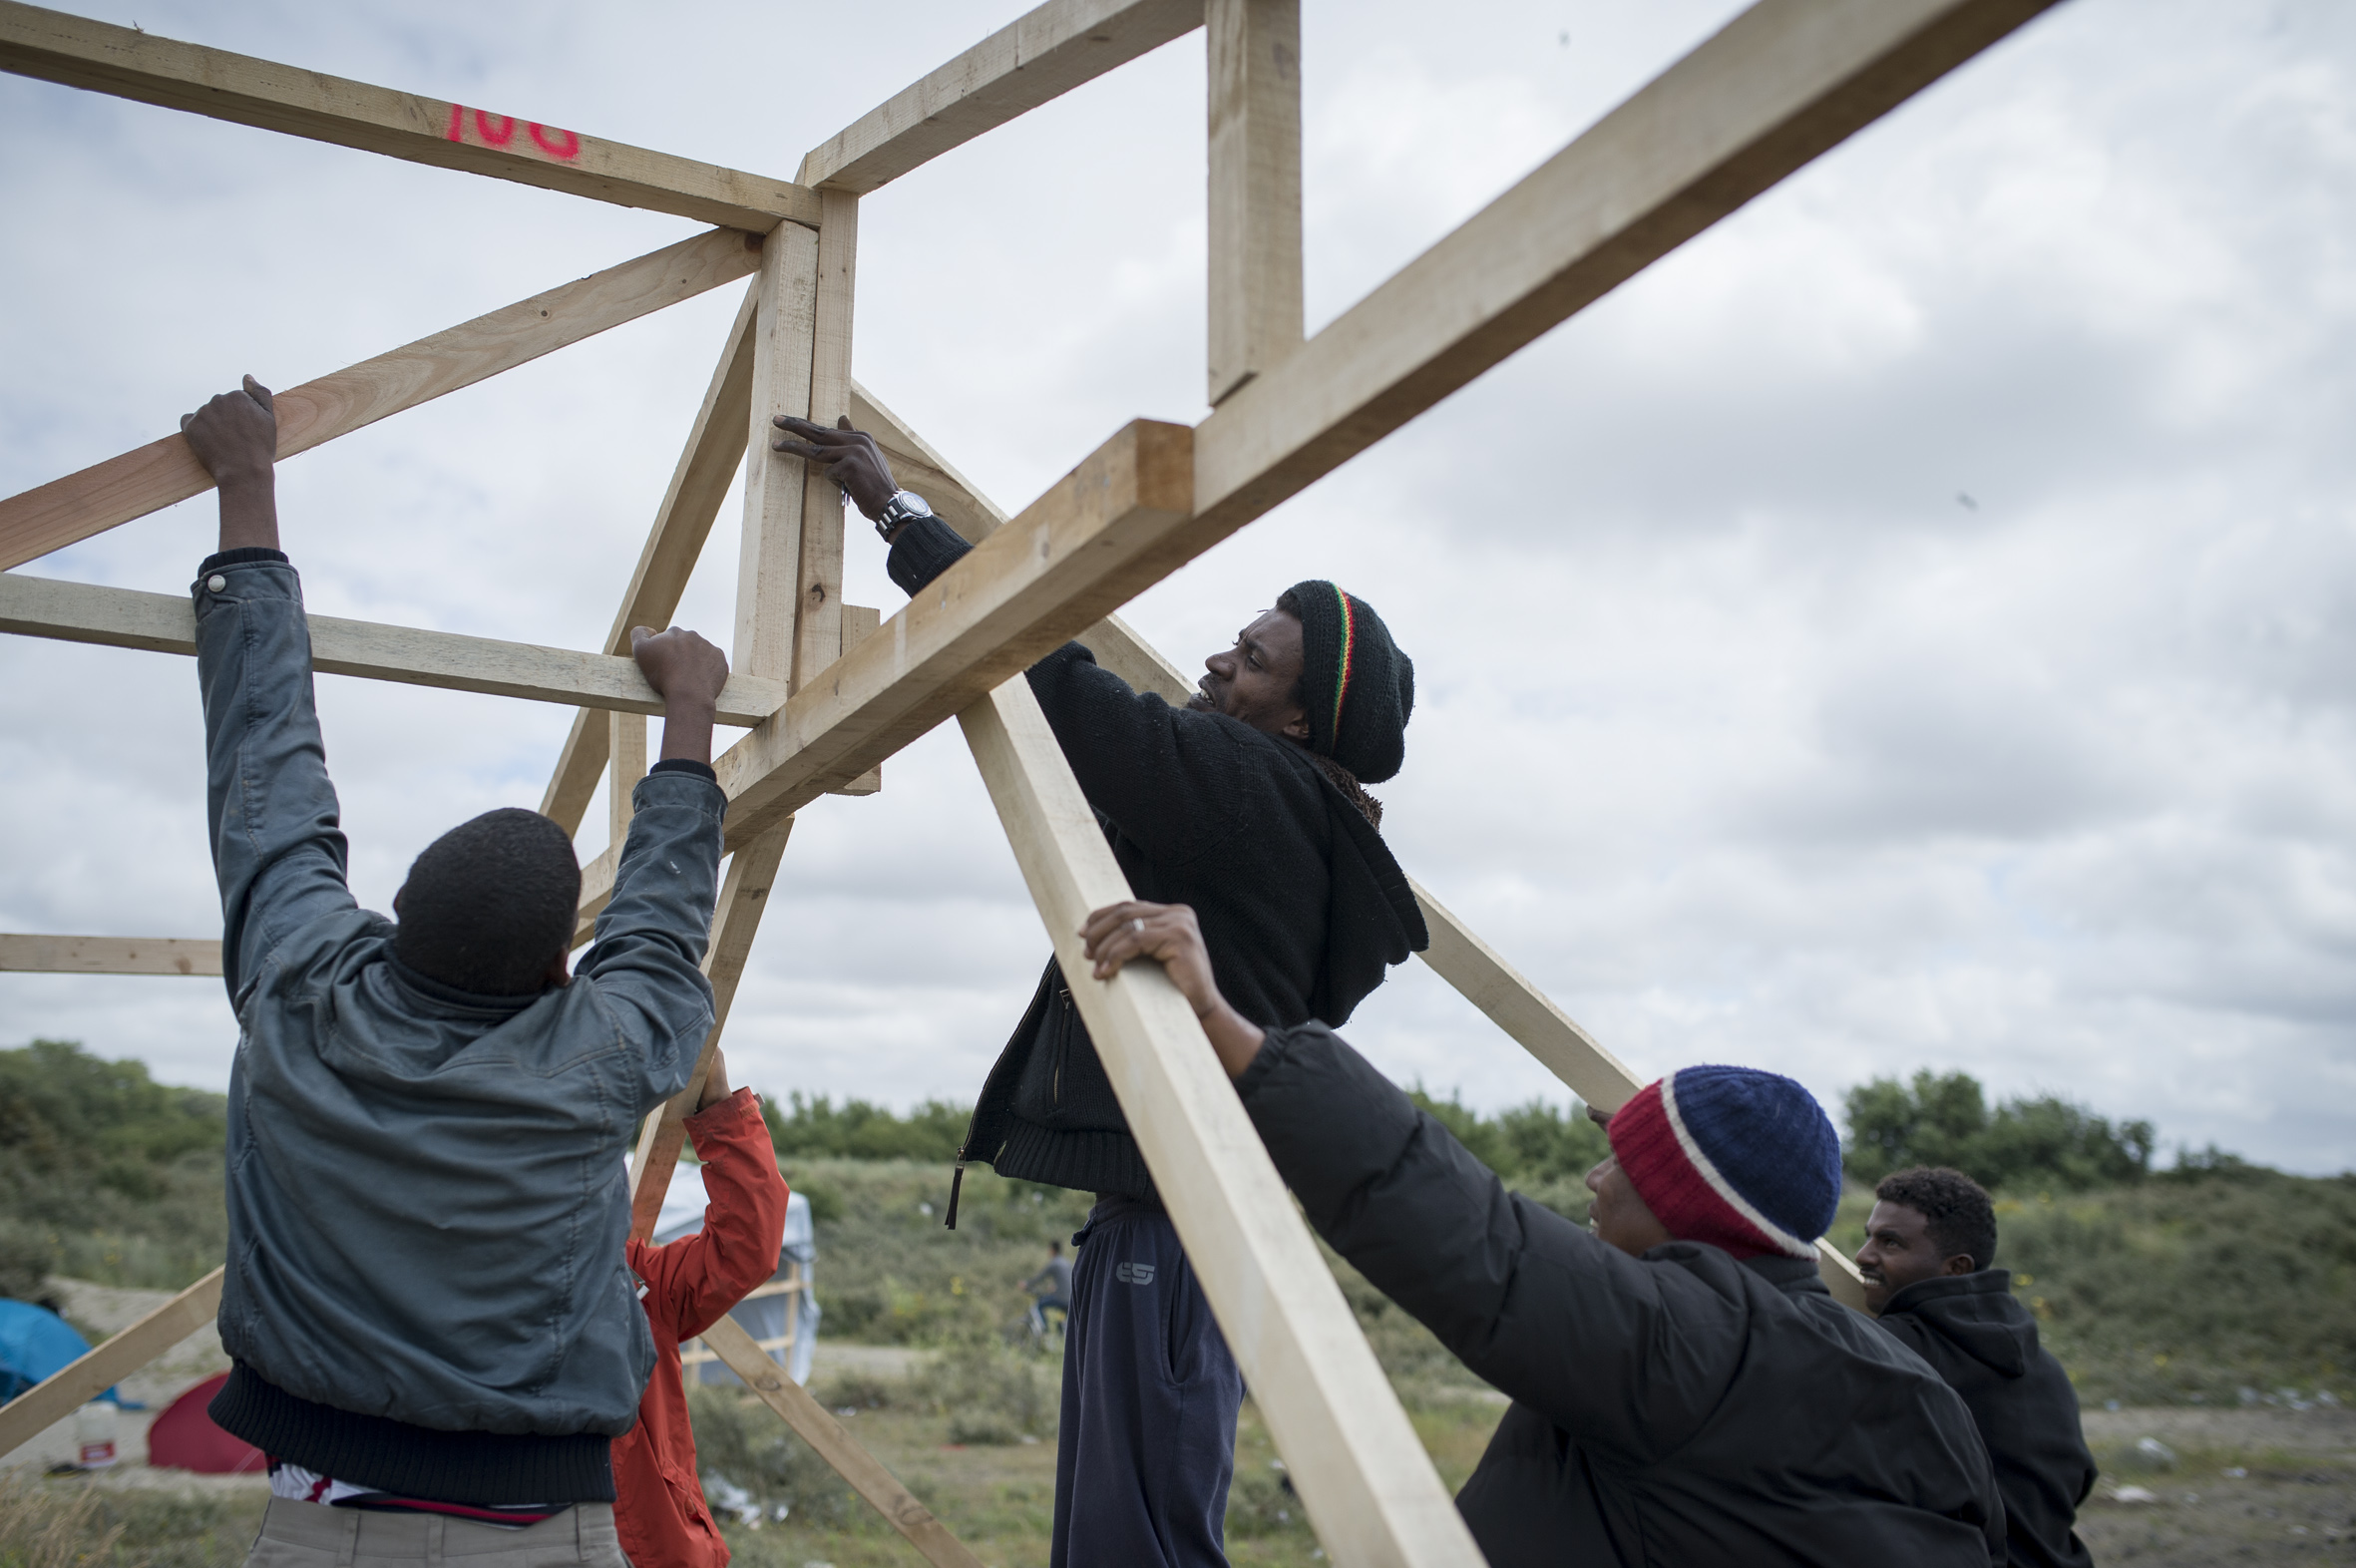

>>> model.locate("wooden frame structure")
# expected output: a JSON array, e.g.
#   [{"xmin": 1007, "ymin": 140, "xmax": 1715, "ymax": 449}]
[{"xmin": 0, "ymin": 0, "xmax": 2066, "ymax": 1560}]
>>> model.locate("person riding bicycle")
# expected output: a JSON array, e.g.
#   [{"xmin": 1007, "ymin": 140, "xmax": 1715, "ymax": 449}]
[{"xmin": 1022, "ymin": 1241, "xmax": 1074, "ymax": 1339}]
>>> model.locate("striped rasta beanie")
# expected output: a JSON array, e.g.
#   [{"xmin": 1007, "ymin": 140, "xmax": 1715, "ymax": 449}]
[
  {"xmin": 1284, "ymin": 581, "xmax": 1414, "ymax": 784},
  {"xmin": 1606, "ymin": 1065, "xmax": 1841, "ymax": 1261}
]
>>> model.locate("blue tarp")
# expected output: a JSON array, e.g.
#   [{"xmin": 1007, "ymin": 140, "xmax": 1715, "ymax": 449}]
[{"xmin": 0, "ymin": 1299, "xmax": 120, "ymax": 1404}]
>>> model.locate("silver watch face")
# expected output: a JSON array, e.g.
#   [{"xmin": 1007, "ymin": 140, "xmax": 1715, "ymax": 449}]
[{"xmin": 891, "ymin": 490, "xmax": 934, "ymax": 519}]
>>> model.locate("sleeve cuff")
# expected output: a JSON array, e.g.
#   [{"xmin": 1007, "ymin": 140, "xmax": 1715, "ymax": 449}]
[
  {"xmin": 196, "ymin": 547, "xmax": 289, "ymax": 576},
  {"xmin": 1232, "ymin": 1025, "xmax": 1297, "ymax": 1102},
  {"xmin": 648, "ymin": 758, "xmax": 717, "ymax": 783},
  {"xmin": 683, "ymin": 1085, "xmax": 761, "ymax": 1130}
]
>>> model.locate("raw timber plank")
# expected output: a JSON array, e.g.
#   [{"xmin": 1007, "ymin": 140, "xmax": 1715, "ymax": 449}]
[
  {"xmin": 961, "ymin": 676, "xmax": 1482, "ymax": 1566},
  {"xmin": 0, "ymin": 2, "xmax": 819, "ymax": 229},
  {"xmin": 798, "ymin": 0, "xmax": 1202, "ymax": 193},
  {"xmin": 0, "ymin": 227, "xmax": 761, "ymax": 573},
  {"xmin": 0, "ymin": 573, "xmax": 787, "ymax": 726},
  {"xmin": 0, "ymin": 935, "xmax": 220, "ymax": 976}
]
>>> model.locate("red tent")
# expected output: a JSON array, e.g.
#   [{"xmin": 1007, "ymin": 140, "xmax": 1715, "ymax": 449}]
[{"xmin": 148, "ymin": 1372, "xmax": 264, "ymax": 1474}]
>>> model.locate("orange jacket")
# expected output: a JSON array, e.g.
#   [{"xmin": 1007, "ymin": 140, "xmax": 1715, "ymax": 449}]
[{"xmin": 612, "ymin": 1088, "xmax": 790, "ymax": 1568}]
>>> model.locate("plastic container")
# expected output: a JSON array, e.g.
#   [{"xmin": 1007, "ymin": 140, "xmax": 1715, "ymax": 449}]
[{"xmin": 74, "ymin": 1401, "xmax": 118, "ymax": 1468}]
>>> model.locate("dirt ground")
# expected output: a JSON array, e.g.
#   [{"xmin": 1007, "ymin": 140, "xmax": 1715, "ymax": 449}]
[{"xmin": 2077, "ymin": 1403, "xmax": 2356, "ymax": 1564}]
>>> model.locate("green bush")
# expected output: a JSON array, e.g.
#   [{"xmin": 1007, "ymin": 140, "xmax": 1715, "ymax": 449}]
[
  {"xmin": 763, "ymin": 1092, "xmax": 970, "ymax": 1163},
  {"xmin": 908, "ymin": 1340, "xmax": 1056, "ymax": 1445},
  {"xmin": 1843, "ymin": 1069, "xmax": 2154, "ymax": 1191},
  {"xmin": 0, "ymin": 1041, "xmax": 229, "ymax": 1293},
  {"xmin": 1407, "ymin": 1089, "xmax": 1609, "ymax": 1186},
  {"xmin": 683, "ymin": 1383, "xmax": 861, "ymax": 1532}
]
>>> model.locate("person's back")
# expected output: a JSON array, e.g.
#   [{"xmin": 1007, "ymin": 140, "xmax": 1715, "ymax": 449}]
[
  {"xmin": 180, "ymin": 378, "xmax": 735, "ymax": 1562},
  {"xmin": 1860, "ymin": 1168, "xmax": 2097, "ymax": 1568}
]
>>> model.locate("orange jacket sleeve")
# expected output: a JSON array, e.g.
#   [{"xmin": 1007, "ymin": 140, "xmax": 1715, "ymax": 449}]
[{"xmin": 627, "ymin": 1087, "xmax": 792, "ymax": 1343}]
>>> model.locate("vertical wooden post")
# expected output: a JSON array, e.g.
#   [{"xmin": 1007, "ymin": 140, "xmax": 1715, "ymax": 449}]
[
  {"xmin": 792, "ymin": 190, "xmax": 859, "ymax": 692},
  {"xmin": 1206, "ymin": 0, "xmax": 1303, "ymax": 406},
  {"xmin": 959, "ymin": 677, "xmax": 1484, "ymax": 1568},
  {"xmin": 732, "ymin": 222, "xmax": 821, "ymax": 683},
  {"xmin": 607, "ymin": 710, "xmax": 646, "ymax": 848}
]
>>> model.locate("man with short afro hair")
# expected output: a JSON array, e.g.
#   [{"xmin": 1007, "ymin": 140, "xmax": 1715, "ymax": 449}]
[
  {"xmin": 1860, "ymin": 1167, "xmax": 2098, "ymax": 1568},
  {"xmin": 180, "ymin": 375, "xmax": 735, "ymax": 1568}
]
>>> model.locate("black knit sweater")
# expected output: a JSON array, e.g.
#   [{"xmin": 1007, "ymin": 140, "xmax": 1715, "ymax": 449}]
[{"xmin": 886, "ymin": 516, "xmax": 1429, "ymax": 1199}]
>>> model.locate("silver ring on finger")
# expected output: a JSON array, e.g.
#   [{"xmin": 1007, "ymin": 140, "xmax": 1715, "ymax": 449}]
[{"xmin": 1131, "ymin": 918, "xmax": 1144, "ymax": 936}]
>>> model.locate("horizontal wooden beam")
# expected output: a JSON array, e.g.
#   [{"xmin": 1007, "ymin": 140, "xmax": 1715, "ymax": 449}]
[
  {"xmin": 798, "ymin": 0, "xmax": 1202, "ymax": 193},
  {"xmin": 0, "ymin": 226, "xmax": 761, "ymax": 574},
  {"xmin": 701, "ymin": 1314, "xmax": 985, "ymax": 1568},
  {"xmin": 0, "ymin": 2, "xmax": 820, "ymax": 230},
  {"xmin": 0, "ymin": 934, "xmax": 220, "ymax": 976},
  {"xmin": 1191, "ymin": 0, "xmax": 2061, "ymax": 531},
  {"xmin": 960, "ymin": 676, "xmax": 1481, "ymax": 1565},
  {"xmin": 0, "ymin": 573, "xmax": 786, "ymax": 726},
  {"xmin": 0, "ymin": 1266, "xmax": 223, "ymax": 1459}
]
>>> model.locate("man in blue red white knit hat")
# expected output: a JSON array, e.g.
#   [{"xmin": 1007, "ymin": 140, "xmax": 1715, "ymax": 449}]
[{"xmin": 1075, "ymin": 900, "xmax": 2011, "ymax": 1568}]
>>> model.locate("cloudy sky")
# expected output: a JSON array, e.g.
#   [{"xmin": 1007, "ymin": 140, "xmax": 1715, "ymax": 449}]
[{"xmin": 3, "ymin": 0, "xmax": 2352, "ymax": 1174}]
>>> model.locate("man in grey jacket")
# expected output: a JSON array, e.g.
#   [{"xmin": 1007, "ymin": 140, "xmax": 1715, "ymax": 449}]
[{"xmin": 178, "ymin": 377, "xmax": 731, "ymax": 1567}]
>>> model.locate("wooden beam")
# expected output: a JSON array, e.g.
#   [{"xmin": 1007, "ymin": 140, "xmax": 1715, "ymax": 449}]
[
  {"xmin": 791, "ymin": 191, "xmax": 859, "ymax": 692},
  {"xmin": 0, "ymin": 2, "xmax": 820, "ymax": 231},
  {"xmin": 700, "ymin": 1314, "xmax": 985, "ymax": 1568},
  {"xmin": 1192, "ymin": 0, "xmax": 2062, "ymax": 530},
  {"xmin": 959, "ymin": 676, "xmax": 1481, "ymax": 1566},
  {"xmin": 0, "ymin": 227, "xmax": 761, "ymax": 574},
  {"xmin": 733, "ymin": 224, "xmax": 821, "ymax": 684},
  {"xmin": 542, "ymin": 283, "xmax": 761, "ymax": 835},
  {"xmin": 1205, "ymin": 0, "xmax": 1302, "ymax": 405},
  {"xmin": 0, "ymin": 934, "xmax": 220, "ymax": 977},
  {"xmin": 0, "ymin": 1266, "xmax": 223, "ymax": 1459},
  {"xmin": 0, "ymin": 574, "xmax": 787, "ymax": 726},
  {"xmin": 626, "ymin": 821, "xmax": 794, "ymax": 1241},
  {"xmin": 608, "ymin": 712, "xmax": 647, "ymax": 849},
  {"xmin": 797, "ymin": 0, "xmax": 1203, "ymax": 194}
]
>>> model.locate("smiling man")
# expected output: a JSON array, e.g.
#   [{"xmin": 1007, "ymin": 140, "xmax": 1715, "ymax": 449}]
[
  {"xmin": 1859, "ymin": 1168, "xmax": 2098, "ymax": 1568},
  {"xmin": 772, "ymin": 415, "xmax": 1427, "ymax": 1568}
]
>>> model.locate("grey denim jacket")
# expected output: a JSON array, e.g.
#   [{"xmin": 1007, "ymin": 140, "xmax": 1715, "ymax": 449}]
[{"xmin": 196, "ymin": 554, "xmax": 723, "ymax": 1437}]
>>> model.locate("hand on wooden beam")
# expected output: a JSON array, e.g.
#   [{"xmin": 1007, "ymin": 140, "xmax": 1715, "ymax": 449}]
[
  {"xmin": 180, "ymin": 375, "xmax": 278, "ymax": 554},
  {"xmin": 772, "ymin": 413, "xmax": 898, "ymax": 523},
  {"xmin": 1079, "ymin": 899, "xmax": 1267, "ymax": 1078},
  {"xmin": 630, "ymin": 624, "xmax": 728, "ymax": 766},
  {"xmin": 696, "ymin": 1047, "xmax": 733, "ymax": 1113}
]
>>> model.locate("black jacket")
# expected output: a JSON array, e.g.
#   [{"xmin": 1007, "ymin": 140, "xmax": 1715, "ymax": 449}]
[
  {"xmin": 886, "ymin": 517, "xmax": 1427, "ymax": 1198},
  {"xmin": 1236, "ymin": 1020, "xmax": 2009, "ymax": 1568},
  {"xmin": 1877, "ymin": 1273, "xmax": 2097, "ymax": 1568}
]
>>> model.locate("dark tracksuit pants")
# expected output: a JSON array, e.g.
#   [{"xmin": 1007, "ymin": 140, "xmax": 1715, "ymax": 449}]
[{"xmin": 1051, "ymin": 1197, "xmax": 1243, "ymax": 1568}]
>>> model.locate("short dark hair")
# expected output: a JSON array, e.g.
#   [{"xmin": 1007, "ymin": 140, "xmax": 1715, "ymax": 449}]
[
  {"xmin": 394, "ymin": 808, "xmax": 581, "ymax": 995},
  {"xmin": 1876, "ymin": 1166, "xmax": 1998, "ymax": 1272}
]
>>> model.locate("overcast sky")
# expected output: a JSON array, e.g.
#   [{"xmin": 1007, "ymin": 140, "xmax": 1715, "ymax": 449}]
[{"xmin": 3, "ymin": 0, "xmax": 2353, "ymax": 1175}]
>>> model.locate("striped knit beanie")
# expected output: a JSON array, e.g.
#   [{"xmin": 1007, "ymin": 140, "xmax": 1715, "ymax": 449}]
[
  {"xmin": 1606, "ymin": 1065, "xmax": 1841, "ymax": 1261},
  {"xmin": 1284, "ymin": 581, "xmax": 1414, "ymax": 784}
]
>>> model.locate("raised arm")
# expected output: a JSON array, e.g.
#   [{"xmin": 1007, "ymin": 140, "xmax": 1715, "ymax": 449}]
[
  {"xmin": 1079, "ymin": 901, "xmax": 1751, "ymax": 1463},
  {"xmin": 574, "ymin": 625, "xmax": 731, "ymax": 1107},
  {"xmin": 629, "ymin": 1050, "xmax": 792, "ymax": 1338},
  {"xmin": 183, "ymin": 378, "xmax": 357, "ymax": 1004}
]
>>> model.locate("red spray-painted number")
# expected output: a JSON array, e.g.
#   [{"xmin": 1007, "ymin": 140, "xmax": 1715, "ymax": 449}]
[{"xmin": 443, "ymin": 104, "xmax": 582, "ymax": 162}]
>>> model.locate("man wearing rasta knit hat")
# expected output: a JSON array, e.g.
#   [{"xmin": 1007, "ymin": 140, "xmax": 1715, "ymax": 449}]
[
  {"xmin": 1076, "ymin": 899, "xmax": 2009, "ymax": 1568},
  {"xmin": 774, "ymin": 415, "xmax": 1428, "ymax": 1568}
]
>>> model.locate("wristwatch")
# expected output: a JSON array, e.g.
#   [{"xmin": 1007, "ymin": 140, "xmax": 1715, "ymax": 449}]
[{"xmin": 874, "ymin": 489, "xmax": 934, "ymax": 540}]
